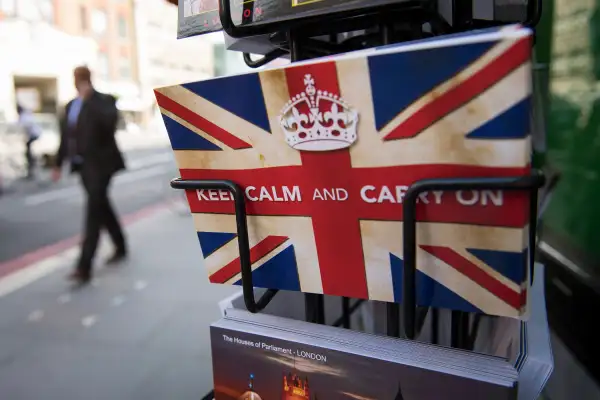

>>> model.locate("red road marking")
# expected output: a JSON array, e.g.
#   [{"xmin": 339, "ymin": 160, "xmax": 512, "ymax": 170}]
[{"xmin": 0, "ymin": 202, "xmax": 170, "ymax": 280}]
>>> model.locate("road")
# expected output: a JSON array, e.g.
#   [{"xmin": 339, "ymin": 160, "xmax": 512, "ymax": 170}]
[{"xmin": 0, "ymin": 146, "xmax": 179, "ymax": 264}]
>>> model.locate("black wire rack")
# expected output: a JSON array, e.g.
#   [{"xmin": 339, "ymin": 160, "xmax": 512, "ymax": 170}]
[{"xmin": 172, "ymin": 171, "xmax": 545, "ymax": 333}]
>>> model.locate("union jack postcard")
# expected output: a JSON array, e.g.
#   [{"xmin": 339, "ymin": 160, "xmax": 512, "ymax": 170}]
[{"xmin": 156, "ymin": 25, "xmax": 533, "ymax": 318}]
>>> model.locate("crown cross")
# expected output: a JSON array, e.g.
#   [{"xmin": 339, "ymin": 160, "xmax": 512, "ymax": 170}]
[{"xmin": 278, "ymin": 73, "xmax": 359, "ymax": 152}]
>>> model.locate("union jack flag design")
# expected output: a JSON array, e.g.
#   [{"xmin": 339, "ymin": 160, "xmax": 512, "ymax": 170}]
[{"xmin": 155, "ymin": 26, "xmax": 533, "ymax": 318}]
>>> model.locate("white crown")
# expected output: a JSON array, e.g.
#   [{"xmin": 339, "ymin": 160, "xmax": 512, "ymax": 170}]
[{"xmin": 278, "ymin": 74, "xmax": 359, "ymax": 152}]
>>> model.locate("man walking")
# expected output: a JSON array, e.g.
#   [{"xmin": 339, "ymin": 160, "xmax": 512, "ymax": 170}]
[{"xmin": 53, "ymin": 66, "xmax": 127, "ymax": 284}]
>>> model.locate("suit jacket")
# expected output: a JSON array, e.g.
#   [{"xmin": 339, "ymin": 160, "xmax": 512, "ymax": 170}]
[{"xmin": 56, "ymin": 90, "xmax": 125, "ymax": 176}]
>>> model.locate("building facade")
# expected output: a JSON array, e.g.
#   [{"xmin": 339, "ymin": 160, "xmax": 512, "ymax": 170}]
[
  {"xmin": 0, "ymin": 0, "xmax": 98, "ymax": 122},
  {"xmin": 53, "ymin": 0, "xmax": 142, "ymax": 124},
  {"xmin": 134, "ymin": 0, "xmax": 215, "ymax": 127},
  {"xmin": 0, "ymin": 0, "xmax": 275, "ymax": 127},
  {"xmin": 0, "ymin": 0, "xmax": 141, "ymax": 124},
  {"xmin": 54, "ymin": 0, "xmax": 138, "ymax": 83}
]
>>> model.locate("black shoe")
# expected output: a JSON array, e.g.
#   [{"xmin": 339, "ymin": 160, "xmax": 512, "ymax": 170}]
[
  {"xmin": 105, "ymin": 250, "xmax": 127, "ymax": 266},
  {"xmin": 67, "ymin": 270, "xmax": 91, "ymax": 285}
]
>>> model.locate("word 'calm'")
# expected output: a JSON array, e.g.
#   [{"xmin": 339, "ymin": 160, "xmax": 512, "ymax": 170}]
[{"xmin": 196, "ymin": 185, "xmax": 505, "ymax": 206}]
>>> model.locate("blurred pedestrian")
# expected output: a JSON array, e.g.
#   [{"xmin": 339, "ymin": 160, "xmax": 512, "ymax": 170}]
[
  {"xmin": 16, "ymin": 104, "xmax": 41, "ymax": 179},
  {"xmin": 53, "ymin": 66, "xmax": 127, "ymax": 285}
]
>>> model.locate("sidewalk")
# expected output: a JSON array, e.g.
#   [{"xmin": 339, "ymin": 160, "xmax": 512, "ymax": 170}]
[{"xmin": 0, "ymin": 205, "xmax": 237, "ymax": 400}]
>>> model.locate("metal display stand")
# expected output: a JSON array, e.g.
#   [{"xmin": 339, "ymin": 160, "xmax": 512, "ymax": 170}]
[
  {"xmin": 176, "ymin": 170, "xmax": 545, "ymax": 399},
  {"xmin": 170, "ymin": 1, "xmax": 548, "ymax": 398}
]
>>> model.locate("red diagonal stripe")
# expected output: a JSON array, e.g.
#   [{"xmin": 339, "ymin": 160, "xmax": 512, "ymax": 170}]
[
  {"xmin": 420, "ymin": 245, "xmax": 522, "ymax": 309},
  {"xmin": 209, "ymin": 235, "xmax": 288, "ymax": 284},
  {"xmin": 155, "ymin": 90, "xmax": 252, "ymax": 150},
  {"xmin": 384, "ymin": 36, "xmax": 531, "ymax": 141}
]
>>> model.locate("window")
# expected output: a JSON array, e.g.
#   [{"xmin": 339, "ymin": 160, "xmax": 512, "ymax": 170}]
[
  {"xmin": 118, "ymin": 15, "xmax": 127, "ymax": 38},
  {"xmin": 119, "ymin": 59, "xmax": 131, "ymax": 79},
  {"xmin": 80, "ymin": 6, "xmax": 87, "ymax": 31},
  {"xmin": 91, "ymin": 9, "xmax": 108, "ymax": 35},
  {"xmin": 0, "ymin": 0, "xmax": 16, "ymax": 15},
  {"xmin": 98, "ymin": 52, "xmax": 110, "ymax": 78}
]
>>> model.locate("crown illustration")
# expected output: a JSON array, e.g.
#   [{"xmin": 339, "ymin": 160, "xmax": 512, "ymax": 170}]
[{"xmin": 279, "ymin": 74, "xmax": 359, "ymax": 152}]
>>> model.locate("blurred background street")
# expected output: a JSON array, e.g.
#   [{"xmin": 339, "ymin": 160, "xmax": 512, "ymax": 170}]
[
  {"xmin": 0, "ymin": 0, "xmax": 253, "ymax": 194},
  {"xmin": 0, "ymin": 1, "xmax": 250, "ymax": 398},
  {"xmin": 0, "ymin": 99, "xmax": 247, "ymax": 398}
]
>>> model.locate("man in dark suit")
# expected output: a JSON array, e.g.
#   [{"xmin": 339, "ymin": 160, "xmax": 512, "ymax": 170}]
[{"xmin": 53, "ymin": 66, "xmax": 127, "ymax": 284}]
